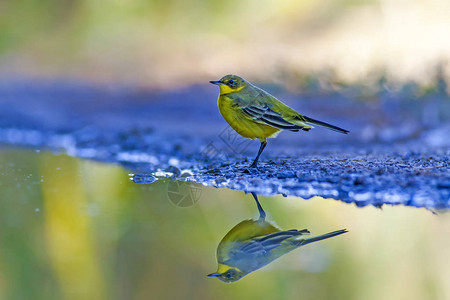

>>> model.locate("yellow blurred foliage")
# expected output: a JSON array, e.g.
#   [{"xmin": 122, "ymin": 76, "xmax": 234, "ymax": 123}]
[{"xmin": 40, "ymin": 154, "xmax": 106, "ymax": 300}]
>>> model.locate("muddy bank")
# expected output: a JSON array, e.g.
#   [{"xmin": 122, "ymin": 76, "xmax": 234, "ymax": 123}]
[{"xmin": 0, "ymin": 79, "xmax": 449, "ymax": 209}]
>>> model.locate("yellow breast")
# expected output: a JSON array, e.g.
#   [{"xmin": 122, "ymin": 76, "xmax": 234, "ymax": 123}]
[{"xmin": 218, "ymin": 95, "xmax": 280, "ymax": 141}]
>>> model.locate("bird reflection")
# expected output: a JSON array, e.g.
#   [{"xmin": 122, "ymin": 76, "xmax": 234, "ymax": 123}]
[{"xmin": 208, "ymin": 193, "xmax": 347, "ymax": 283}]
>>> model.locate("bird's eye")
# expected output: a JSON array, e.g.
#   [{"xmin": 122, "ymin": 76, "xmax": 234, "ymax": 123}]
[{"xmin": 228, "ymin": 79, "xmax": 235, "ymax": 85}]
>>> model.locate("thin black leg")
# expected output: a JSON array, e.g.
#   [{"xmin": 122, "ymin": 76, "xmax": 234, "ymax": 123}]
[
  {"xmin": 251, "ymin": 192, "xmax": 266, "ymax": 220},
  {"xmin": 250, "ymin": 140, "xmax": 267, "ymax": 168}
]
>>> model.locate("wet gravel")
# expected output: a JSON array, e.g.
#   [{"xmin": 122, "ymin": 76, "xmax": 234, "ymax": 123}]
[
  {"xmin": 0, "ymin": 79, "xmax": 449, "ymax": 209},
  {"xmin": 189, "ymin": 149, "xmax": 449, "ymax": 209}
]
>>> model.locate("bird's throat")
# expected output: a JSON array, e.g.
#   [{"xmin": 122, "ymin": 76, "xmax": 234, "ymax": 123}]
[{"xmin": 219, "ymin": 85, "xmax": 244, "ymax": 95}]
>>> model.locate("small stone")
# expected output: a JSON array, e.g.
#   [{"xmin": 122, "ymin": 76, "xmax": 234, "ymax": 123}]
[
  {"xmin": 354, "ymin": 177, "xmax": 365, "ymax": 185},
  {"xmin": 215, "ymin": 177, "xmax": 226, "ymax": 184}
]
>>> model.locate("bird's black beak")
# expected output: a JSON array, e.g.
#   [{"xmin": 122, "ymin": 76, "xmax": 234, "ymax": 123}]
[
  {"xmin": 209, "ymin": 80, "xmax": 224, "ymax": 85},
  {"xmin": 207, "ymin": 272, "xmax": 222, "ymax": 277}
]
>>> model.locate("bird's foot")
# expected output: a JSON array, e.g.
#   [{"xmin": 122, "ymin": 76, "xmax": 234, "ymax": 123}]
[
  {"xmin": 248, "ymin": 163, "xmax": 264, "ymax": 172},
  {"xmin": 249, "ymin": 161, "xmax": 259, "ymax": 169}
]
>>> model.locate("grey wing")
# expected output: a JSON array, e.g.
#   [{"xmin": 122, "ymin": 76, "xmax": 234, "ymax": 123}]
[
  {"xmin": 242, "ymin": 105, "xmax": 310, "ymax": 132},
  {"xmin": 237, "ymin": 229, "xmax": 311, "ymax": 255}
]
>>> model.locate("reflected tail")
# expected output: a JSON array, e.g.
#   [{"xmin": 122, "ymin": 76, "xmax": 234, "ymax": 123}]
[{"xmin": 298, "ymin": 229, "xmax": 348, "ymax": 246}]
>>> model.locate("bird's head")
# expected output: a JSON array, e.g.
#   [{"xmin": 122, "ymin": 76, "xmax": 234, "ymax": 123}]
[
  {"xmin": 207, "ymin": 265, "xmax": 245, "ymax": 283},
  {"xmin": 210, "ymin": 75, "xmax": 247, "ymax": 94}
]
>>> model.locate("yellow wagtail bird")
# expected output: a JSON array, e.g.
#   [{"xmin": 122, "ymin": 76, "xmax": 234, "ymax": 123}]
[
  {"xmin": 207, "ymin": 193, "xmax": 348, "ymax": 283},
  {"xmin": 210, "ymin": 75, "xmax": 349, "ymax": 168}
]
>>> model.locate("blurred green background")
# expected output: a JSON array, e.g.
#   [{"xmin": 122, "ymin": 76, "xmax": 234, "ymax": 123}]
[
  {"xmin": 0, "ymin": 148, "xmax": 449, "ymax": 300},
  {"xmin": 1, "ymin": 0, "xmax": 450, "ymax": 91}
]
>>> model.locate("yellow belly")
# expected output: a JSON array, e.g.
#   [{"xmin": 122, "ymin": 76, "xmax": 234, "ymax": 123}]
[{"xmin": 218, "ymin": 96, "xmax": 280, "ymax": 141}]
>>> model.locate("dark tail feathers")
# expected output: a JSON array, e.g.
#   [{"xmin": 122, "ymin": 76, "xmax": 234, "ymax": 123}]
[
  {"xmin": 302, "ymin": 116, "xmax": 349, "ymax": 134},
  {"xmin": 300, "ymin": 229, "xmax": 348, "ymax": 246}
]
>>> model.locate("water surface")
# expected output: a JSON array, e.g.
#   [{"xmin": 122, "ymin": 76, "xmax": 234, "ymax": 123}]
[{"xmin": 0, "ymin": 147, "xmax": 449, "ymax": 300}]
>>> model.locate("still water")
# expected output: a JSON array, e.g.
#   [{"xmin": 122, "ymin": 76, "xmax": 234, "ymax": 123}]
[{"xmin": 0, "ymin": 147, "xmax": 449, "ymax": 300}]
